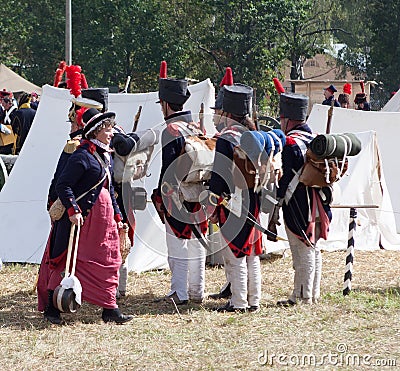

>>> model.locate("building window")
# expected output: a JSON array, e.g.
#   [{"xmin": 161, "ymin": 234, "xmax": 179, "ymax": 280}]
[{"xmin": 305, "ymin": 60, "xmax": 319, "ymax": 67}]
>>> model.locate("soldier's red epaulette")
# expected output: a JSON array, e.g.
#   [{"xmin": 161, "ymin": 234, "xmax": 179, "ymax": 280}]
[
  {"xmin": 166, "ymin": 123, "xmax": 181, "ymax": 137},
  {"xmin": 285, "ymin": 136, "xmax": 297, "ymax": 146}
]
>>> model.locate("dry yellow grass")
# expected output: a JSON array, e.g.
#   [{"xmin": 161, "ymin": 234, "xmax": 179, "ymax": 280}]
[{"xmin": 0, "ymin": 250, "xmax": 399, "ymax": 370}]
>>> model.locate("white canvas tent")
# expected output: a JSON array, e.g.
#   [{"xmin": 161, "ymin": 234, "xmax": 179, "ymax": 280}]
[
  {"xmin": 307, "ymin": 105, "xmax": 400, "ymax": 249},
  {"xmin": 0, "ymin": 81, "xmax": 215, "ymax": 272},
  {"xmin": 381, "ymin": 89, "xmax": 400, "ymax": 112},
  {"xmin": 0, "ymin": 64, "xmax": 42, "ymax": 95}
]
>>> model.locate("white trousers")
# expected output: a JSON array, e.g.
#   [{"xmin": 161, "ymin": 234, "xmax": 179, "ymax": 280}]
[
  {"xmin": 223, "ymin": 246, "xmax": 261, "ymax": 309},
  {"xmin": 286, "ymin": 225, "xmax": 322, "ymax": 303},
  {"xmin": 165, "ymin": 222, "xmax": 206, "ymax": 301},
  {"xmin": 118, "ymin": 262, "xmax": 128, "ymax": 294}
]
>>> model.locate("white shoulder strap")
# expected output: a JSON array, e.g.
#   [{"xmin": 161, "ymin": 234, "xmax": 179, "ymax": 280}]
[
  {"xmin": 171, "ymin": 121, "xmax": 202, "ymax": 137},
  {"xmin": 93, "ymin": 151, "xmax": 111, "ymax": 190}
]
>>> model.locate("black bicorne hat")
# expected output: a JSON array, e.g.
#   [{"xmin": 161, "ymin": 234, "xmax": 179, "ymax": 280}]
[
  {"xmin": 279, "ymin": 93, "xmax": 309, "ymax": 121},
  {"xmin": 82, "ymin": 88, "xmax": 109, "ymax": 112},
  {"xmin": 82, "ymin": 108, "xmax": 116, "ymax": 137},
  {"xmin": 222, "ymin": 84, "xmax": 253, "ymax": 116},
  {"xmin": 158, "ymin": 78, "xmax": 191, "ymax": 105}
]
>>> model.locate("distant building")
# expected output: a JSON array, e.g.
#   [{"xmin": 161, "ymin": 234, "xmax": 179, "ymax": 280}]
[{"xmin": 282, "ymin": 53, "xmax": 374, "ymax": 112}]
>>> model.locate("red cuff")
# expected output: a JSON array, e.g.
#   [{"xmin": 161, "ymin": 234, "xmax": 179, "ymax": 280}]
[
  {"xmin": 67, "ymin": 206, "xmax": 82, "ymax": 217},
  {"xmin": 114, "ymin": 213, "xmax": 122, "ymax": 223}
]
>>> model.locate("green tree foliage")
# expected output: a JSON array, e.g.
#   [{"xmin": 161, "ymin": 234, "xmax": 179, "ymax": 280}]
[
  {"xmin": 0, "ymin": 0, "xmax": 65, "ymax": 85},
  {"xmin": 334, "ymin": 0, "xmax": 400, "ymax": 93},
  {"xmin": 366, "ymin": 1, "xmax": 400, "ymax": 92},
  {"xmin": 332, "ymin": 0, "xmax": 370, "ymax": 80},
  {"xmin": 0, "ymin": 0, "xmax": 355, "ymax": 113}
]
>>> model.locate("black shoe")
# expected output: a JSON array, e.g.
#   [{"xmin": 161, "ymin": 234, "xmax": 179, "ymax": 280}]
[
  {"xmin": 248, "ymin": 305, "xmax": 260, "ymax": 313},
  {"xmin": 44, "ymin": 311, "xmax": 62, "ymax": 325},
  {"xmin": 102, "ymin": 308, "xmax": 133, "ymax": 324},
  {"xmin": 44, "ymin": 290, "xmax": 62, "ymax": 325},
  {"xmin": 166, "ymin": 292, "xmax": 188, "ymax": 305},
  {"xmin": 276, "ymin": 299, "xmax": 296, "ymax": 307},
  {"xmin": 215, "ymin": 301, "xmax": 246, "ymax": 313},
  {"xmin": 208, "ymin": 283, "xmax": 232, "ymax": 300}
]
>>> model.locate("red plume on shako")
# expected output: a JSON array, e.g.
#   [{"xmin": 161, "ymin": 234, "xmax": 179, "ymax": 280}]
[
  {"xmin": 343, "ymin": 83, "xmax": 352, "ymax": 95},
  {"xmin": 220, "ymin": 66, "xmax": 233, "ymax": 87},
  {"xmin": 66, "ymin": 65, "xmax": 83, "ymax": 98},
  {"xmin": 159, "ymin": 60, "xmax": 167, "ymax": 78},
  {"xmin": 273, "ymin": 78, "xmax": 285, "ymax": 95}
]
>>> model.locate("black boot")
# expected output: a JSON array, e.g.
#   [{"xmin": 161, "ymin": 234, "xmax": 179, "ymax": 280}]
[
  {"xmin": 208, "ymin": 282, "xmax": 232, "ymax": 300},
  {"xmin": 44, "ymin": 290, "xmax": 62, "ymax": 325},
  {"xmin": 215, "ymin": 301, "xmax": 246, "ymax": 313},
  {"xmin": 102, "ymin": 308, "xmax": 133, "ymax": 324}
]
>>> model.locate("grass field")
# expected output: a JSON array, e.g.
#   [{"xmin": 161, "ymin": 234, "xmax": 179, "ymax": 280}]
[{"xmin": 0, "ymin": 249, "xmax": 399, "ymax": 370}]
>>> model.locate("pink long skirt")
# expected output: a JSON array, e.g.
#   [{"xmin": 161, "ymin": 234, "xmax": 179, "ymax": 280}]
[{"xmin": 39, "ymin": 187, "xmax": 121, "ymax": 310}]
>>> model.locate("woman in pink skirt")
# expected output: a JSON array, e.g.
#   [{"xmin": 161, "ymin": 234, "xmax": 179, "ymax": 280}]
[{"xmin": 38, "ymin": 108, "xmax": 132, "ymax": 324}]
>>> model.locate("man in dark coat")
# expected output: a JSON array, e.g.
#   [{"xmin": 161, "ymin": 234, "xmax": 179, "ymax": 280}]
[
  {"xmin": 322, "ymin": 84, "xmax": 340, "ymax": 107},
  {"xmin": 208, "ymin": 84, "xmax": 262, "ymax": 313},
  {"xmin": 354, "ymin": 92, "xmax": 371, "ymax": 111},
  {"xmin": 270, "ymin": 93, "xmax": 332, "ymax": 306},
  {"xmin": 11, "ymin": 92, "xmax": 36, "ymax": 154},
  {"xmin": 154, "ymin": 74, "xmax": 207, "ymax": 305},
  {"xmin": 0, "ymin": 91, "xmax": 17, "ymax": 154}
]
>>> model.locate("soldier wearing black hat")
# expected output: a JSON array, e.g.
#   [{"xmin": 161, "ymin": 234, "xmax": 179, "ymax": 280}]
[
  {"xmin": 154, "ymin": 74, "xmax": 208, "ymax": 305},
  {"xmin": 322, "ymin": 84, "xmax": 340, "ymax": 107},
  {"xmin": 354, "ymin": 81, "xmax": 371, "ymax": 111},
  {"xmin": 10, "ymin": 92, "xmax": 36, "ymax": 154},
  {"xmin": 354, "ymin": 93, "xmax": 371, "ymax": 111},
  {"xmin": 270, "ymin": 93, "xmax": 332, "ymax": 307},
  {"xmin": 208, "ymin": 84, "xmax": 263, "ymax": 313}
]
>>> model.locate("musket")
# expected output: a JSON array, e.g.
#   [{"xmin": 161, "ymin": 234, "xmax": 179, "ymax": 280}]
[
  {"xmin": 132, "ymin": 105, "xmax": 142, "ymax": 132},
  {"xmin": 208, "ymin": 192, "xmax": 287, "ymax": 242},
  {"xmin": 326, "ymin": 100, "xmax": 334, "ymax": 134},
  {"xmin": 199, "ymin": 103, "xmax": 205, "ymax": 133}
]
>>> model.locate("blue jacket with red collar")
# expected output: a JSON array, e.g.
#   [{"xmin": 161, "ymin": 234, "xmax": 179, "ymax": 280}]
[
  {"xmin": 156, "ymin": 110, "xmax": 207, "ymax": 239},
  {"xmin": 209, "ymin": 125, "xmax": 262, "ymax": 258},
  {"xmin": 277, "ymin": 124, "xmax": 332, "ymax": 241},
  {"xmin": 50, "ymin": 140, "xmax": 122, "ymax": 258}
]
